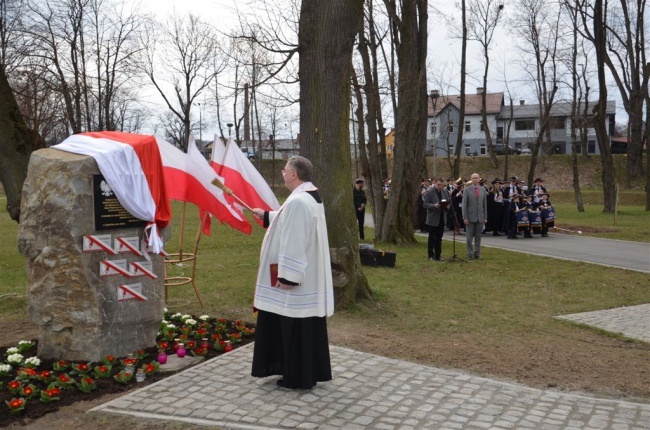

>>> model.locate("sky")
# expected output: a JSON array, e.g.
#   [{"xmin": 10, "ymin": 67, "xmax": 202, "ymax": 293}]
[{"xmin": 136, "ymin": 0, "xmax": 629, "ymax": 138}]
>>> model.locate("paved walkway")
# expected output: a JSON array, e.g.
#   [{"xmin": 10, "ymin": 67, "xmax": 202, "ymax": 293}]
[
  {"xmin": 92, "ymin": 344, "xmax": 650, "ymax": 429},
  {"xmin": 442, "ymin": 231, "xmax": 650, "ymax": 273}
]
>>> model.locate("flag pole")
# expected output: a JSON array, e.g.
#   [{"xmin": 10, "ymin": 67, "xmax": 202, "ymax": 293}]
[{"xmin": 211, "ymin": 177, "xmax": 254, "ymax": 212}]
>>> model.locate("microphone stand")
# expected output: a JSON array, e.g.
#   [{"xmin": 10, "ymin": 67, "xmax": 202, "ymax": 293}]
[{"xmin": 446, "ymin": 191, "xmax": 466, "ymax": 263}]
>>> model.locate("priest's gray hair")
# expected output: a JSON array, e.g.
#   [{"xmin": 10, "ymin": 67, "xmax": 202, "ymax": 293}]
[{"xmin": 287, "ymin": 156, "xmax": 313, "ymax": 182}]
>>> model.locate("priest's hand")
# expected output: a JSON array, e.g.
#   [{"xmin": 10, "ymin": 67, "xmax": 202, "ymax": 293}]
[
  {"xmin": 276, "ymin": 281, "xmax": 298, "ymax": 290},
  {"xmin": 252, "ymin": 208, "xmax": 264, "ymax": 220}
]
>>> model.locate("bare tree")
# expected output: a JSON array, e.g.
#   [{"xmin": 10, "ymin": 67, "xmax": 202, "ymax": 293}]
[
  {"xmin": 0, "ymin": 66, "xmax": 44, "ymax": 221},
  {"xmin": 572, "ymin": 0, "xmax": 647, "ymax": 181},
  {"xmin": 591, "ymin": 0, "xmax": 618, "ymax": 212},
  {"xmin": 467, "ymin": 0, "xmax": 505, "ymax": 168},
  {"xmin": 299, "ymin": 0, "xmax": 372, "ymax": 307},
  {"xmin": 143, "ymin": 12, "xmax": 219, "ymax": 151},
  {"xmin": 378, "ymin": 0, "xmax": 429, "ymax": 244},
  {"xmin": 511, "ymin": 0, "xmax": 563, "ymax": 189}
]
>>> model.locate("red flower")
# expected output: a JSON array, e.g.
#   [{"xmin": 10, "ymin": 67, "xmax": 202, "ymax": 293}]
[
  {"xmin": 123, "ymin": 358, "xmax": 137, "ymax": 366},
  {"xmin": 75, "ymin": 363, "xmax": 89, "ymax": 372},
  {"xmin": 50, "ymin": 387, "xmax": 61, "ymax": 396},
  {"xmin": 9, "ymin": 399, "xmax": 23, "ymax": 408},
  {"xmin": 83, "ymin": 377, "xmax": 94, "ymax": 384},
  {"xmin": 21, "ymin": 386, "xmax": 33, "ymax": 396},
  {"xmin": 186, "ymin": 340, "xmax": 196, "ymax": 349},
  {"xmin": 40, "ymin": 370, "xmax": 52, "ymax": 379},
  {"xmin": 58, "ymin": 374, "xmax": 71, "ymax": 383},
  {"xmin": 8, "ymin": 380, "xmax": 22, "ymax": 393}
]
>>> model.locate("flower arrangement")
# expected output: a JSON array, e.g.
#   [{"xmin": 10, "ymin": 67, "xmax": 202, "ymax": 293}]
[{"xmin": 0, "ymin": 311, "xmax": 255, "ymax": 422}]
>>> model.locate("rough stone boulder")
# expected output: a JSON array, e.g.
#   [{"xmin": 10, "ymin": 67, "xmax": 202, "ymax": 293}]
[{"xmin": 18, "ymin": 148, "xmax": 165, "ymax": 361}]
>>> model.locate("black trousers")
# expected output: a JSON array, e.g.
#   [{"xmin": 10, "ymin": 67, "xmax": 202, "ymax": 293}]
[
  {"xmin": 427, "ymin": 224, "xmax": 444, "ymax": 258},
  {"xmin": 356, "ymin": 210, "xmax": 365, "ymax": 239}
]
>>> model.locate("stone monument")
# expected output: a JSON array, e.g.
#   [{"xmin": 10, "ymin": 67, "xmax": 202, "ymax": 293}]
[{"xmin": 18, "ymin": 148, "xmax": 166, "ymax": 361}]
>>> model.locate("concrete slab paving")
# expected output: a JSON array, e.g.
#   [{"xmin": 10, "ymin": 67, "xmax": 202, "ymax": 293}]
[
  {"xmin": 92, "ymin": 344, "xmax": 650, "ymax": 429},
  {"xmin": 554, "ymin": 303, "xmax": 650, "ymax": 343}
]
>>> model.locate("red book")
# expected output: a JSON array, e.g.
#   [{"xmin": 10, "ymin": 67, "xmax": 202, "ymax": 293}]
[{"xmin": 270, "ymin": 264, "xmax": 278, "ymax": 287}]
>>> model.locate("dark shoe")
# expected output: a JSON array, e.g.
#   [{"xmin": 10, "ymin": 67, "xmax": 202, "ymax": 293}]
[
  {"xmin": 541, "ymin": 233, "xmax": 548, "ymax": 237},
  {"xmin": 492, "ymin": 232, "xmax": 501, "ymax": 236},
  {"xmin": 466, "ymin": 255, "xmax": 473, "ymax": 260},
  {"xmin": 429, "ymin": 257, "xmax": 436, "ymax": 262},
  {"xmin": 524, "ymin": 234, "xmax": 533, "ymax": 238},
  {"xmin": 435, "ymin": 256, "xmax": 444, "ymax": 261},
  {"xmin": 474, "ymin": 255, "xmax": 480, "ymax": 260},
  {"xmin": 508, "ymin": 236, "xmax": 518, "ymax": 239}
]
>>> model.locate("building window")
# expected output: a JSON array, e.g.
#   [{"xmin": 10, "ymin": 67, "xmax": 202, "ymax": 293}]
[
  {"xmin": 480, "ymin": 121, "xmax": 485, "ymax": 132},
  {"xmin": 551, "ymin": 117, "xmax": 566, "ymax": 129},
  {"xmin": 465, "ymin": 121, "xmax": 471, "ymax": 132},
  {"xmin": 515, "ymin": 119, "xmax": 535, "ymax": 131},
  {"xmin": 431, "ymin": 122, "xmax": 437, "ymax": 135},
  {"xmin": 587, "ymin": 140, "xmax": 596, "ymax": 154},
  {"xmin": 480, "ymin": 145, "xmax": 486, "ymax": 155},
  {"xmin": 448, "ymin": 122, "xmax": 454, "ymax": 133}
]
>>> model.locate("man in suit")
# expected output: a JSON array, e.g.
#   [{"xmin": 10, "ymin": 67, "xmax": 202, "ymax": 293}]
[
  {"xmin": 462, "ymin": 172, "xmax": 488, "ymax": 260},
  {"xmin": 422, "ymin": 178, "xmax": 450, "ymax": 261}
]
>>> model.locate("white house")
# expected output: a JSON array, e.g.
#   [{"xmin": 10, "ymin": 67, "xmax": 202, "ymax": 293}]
[{"xmin": 428, "ymin": 88, "xmax": 616, "ymax": 156}]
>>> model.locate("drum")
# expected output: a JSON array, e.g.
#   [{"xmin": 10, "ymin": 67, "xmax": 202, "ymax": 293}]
[
  {"xmin": 541, "ymin": 206, "xmax": 556, "ymax": 228},
  {"xmin": 529, "ymin": 210, "xmax": 542, "ymax": 234},
  {"xmin": 515, "ymin": 210, "xmax": 530, "ymax": 232}
]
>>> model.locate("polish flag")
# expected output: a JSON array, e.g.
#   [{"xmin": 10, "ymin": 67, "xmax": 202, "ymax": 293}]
[
  {"xmin": 210, "ymin": 138, "xmax": 280, "ymax": 220},
  {"xmin": 53, "ymin": 131, "xmax": 171, "ymax": 254},
  {"xmin": 157, "ymin": 136, "xmax": 252, "ymax": 235}
]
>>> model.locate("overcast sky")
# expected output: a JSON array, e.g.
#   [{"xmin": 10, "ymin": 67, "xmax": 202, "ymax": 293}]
[{"xmin": 136, "ymin": 0, "xmax": 627, "ymax": 138}]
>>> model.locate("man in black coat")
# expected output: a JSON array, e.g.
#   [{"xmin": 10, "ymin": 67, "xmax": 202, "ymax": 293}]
[
  {"xmin": 422, "ymin": 178, "xmax": 450, "ymax": 261},
  {"xmin": 353, "ymin": 178, "xmax": 367, "ymax": 240}
]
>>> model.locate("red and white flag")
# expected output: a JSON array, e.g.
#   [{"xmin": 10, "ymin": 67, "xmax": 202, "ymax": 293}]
[
  {"xmin": 210, "ymin": 138, "xmax": 280, "ymax": 221},
  {"xmin": 53, "ymin": 131, "xmax": 171, "ymax": 254},
  {"xmin": 157, "ymin": 136, "xmax": 252, "ymax": 235}
]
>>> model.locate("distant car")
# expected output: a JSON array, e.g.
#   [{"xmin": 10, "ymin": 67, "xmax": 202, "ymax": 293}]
[
  {"xmin": 465, "ymin": 149, "xmax": 478, "ymax": 156},
  {"xmin": 520, "ymin": 148, "xmax": 532, "ymax": 155},
  {"xmin": 493, "ymin": 144, "xmax": 521, "ymax": 155},
  {"xmin": 241, "ymin": 147, "xmax": 255, "ymax": 159}
]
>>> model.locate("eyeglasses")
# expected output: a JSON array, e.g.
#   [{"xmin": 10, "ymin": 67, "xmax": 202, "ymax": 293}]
[{"xmin": 281, "ymin": 168, "xmax": 295, "ymax": 174}]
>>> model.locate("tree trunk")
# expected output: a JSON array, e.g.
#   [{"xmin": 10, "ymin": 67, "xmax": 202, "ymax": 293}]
[
  {"xmin": 378, "ymin": 0, "xmax": 428, "ymax": 244},
  {"xmin": 0, "ymin": 67, "xmax": 44, "ymax": 221},
  {"xmin": 299, "ymin": 0, "xmax": 372, "ymax": 308},
  {"xmin": 453, "ymin": 0, "xmax": 467, "ymax": 178},
  {"xmin": 593, "ymin": 0, "xmax": 617, "ymax": 212}
]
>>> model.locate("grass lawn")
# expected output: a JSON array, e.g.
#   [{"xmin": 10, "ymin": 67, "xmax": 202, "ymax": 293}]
[{"xmin": 3, "ymin": 199, "xmax": 648, "ymax": 327}]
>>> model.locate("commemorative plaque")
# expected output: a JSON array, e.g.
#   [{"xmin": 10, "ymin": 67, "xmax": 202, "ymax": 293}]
[{"xmin": 94, "ymin": 174, "xmax": 147, "ymax": 230}]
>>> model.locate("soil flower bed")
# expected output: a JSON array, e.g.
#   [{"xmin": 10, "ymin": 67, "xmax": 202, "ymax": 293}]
[{"xmin": 0, "ymin": 310, "xmax": 255, "ymax": 426}]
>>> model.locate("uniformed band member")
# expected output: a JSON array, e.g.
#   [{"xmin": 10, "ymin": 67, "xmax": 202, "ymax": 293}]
[{"xmin": 353, "ymin": 178, "xmax": 367, "ymax": 240}]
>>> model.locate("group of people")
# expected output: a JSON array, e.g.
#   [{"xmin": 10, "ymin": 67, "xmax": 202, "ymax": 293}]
[{"xmin": 418, "ymin": 175, "xmax": 555, "ymax": 260}]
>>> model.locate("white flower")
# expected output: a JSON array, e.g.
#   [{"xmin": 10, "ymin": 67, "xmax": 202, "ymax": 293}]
[
  {"xmin": 18, "ymin": 340, "xmax": 33, "ymax": 346},
  {"xmin": 25, "ymin": 356, "xmax": 41, "ymax": 367},
  {"xmin": 184, "ymin": 318, "xmax": 197, "ymax": 326},
  {"xmin": 165, "ymin": 323, "xmax": 176, "ymax": 330},
  {"xmin": 0, "ymin": 363, "xmax": 11, "ymax": 374},
  {"xmin": 199, "ymin": 315, "xmax": 210, "ymax": 321},
  {"xmin": 163, "ymin": 307, "xmax": 168, "ymax": 313},
  {"xmin": 181, "ymin": 314, "xmax": 192, "ymax": 321},
  {"xmin": 171, "ymin": 312, "xmax": 182, "ymax": 319},
  {"xmin": 7, "ymin": 353, "xmax": 23, "ymax": 364},
  {"xmin": 6, "ymin": 347, "xmax": 18, "ymax": 355}
]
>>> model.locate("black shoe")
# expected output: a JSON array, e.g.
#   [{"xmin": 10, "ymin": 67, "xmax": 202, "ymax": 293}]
[
  {"xmin": 492, "ymin": 233, "xmax": 501, "ymax": 236},
  {"xmin": 435, "ymin": 256, "xmax": 444, "ymax": 261},
  {"xmin": 474, "ymin": 255, "xmax": 480, "ymax": 260},
  {"xmin": 429, "ymin": 257, "xmax": 436, "ymax": 262},
  {"xmin": 541, "ymin": 233, "xmax": 548, "ymax": 237},
  {"xmin": 508, "ymin": 236, "xmax": 518, "ymax": 239}
]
